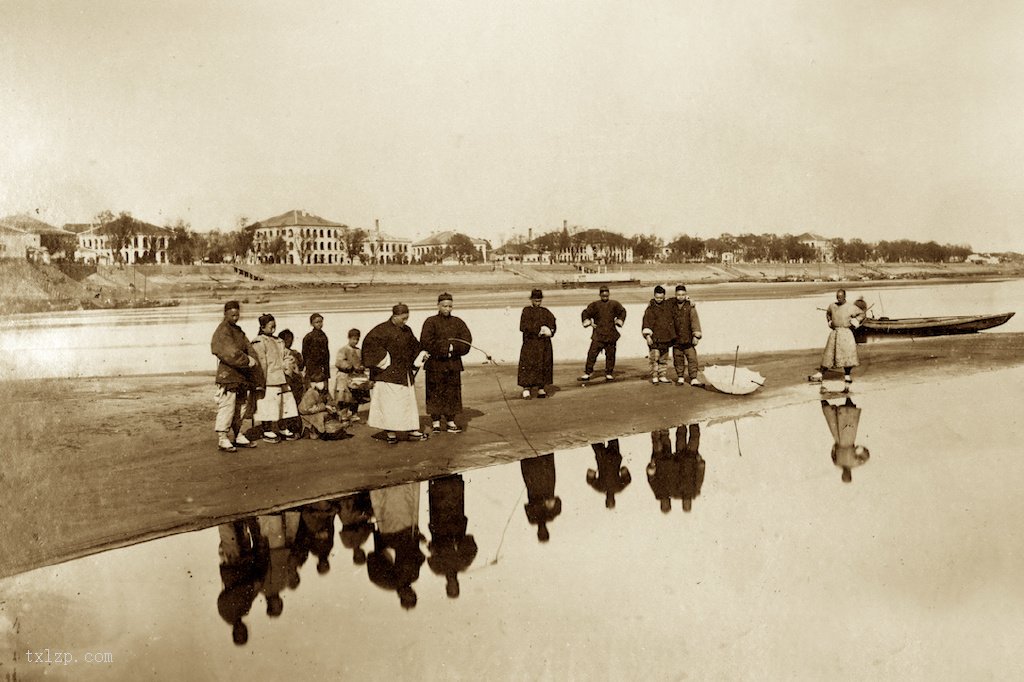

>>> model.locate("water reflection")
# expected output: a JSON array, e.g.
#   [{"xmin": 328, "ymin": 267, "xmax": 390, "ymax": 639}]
[
  {"xmin": 586, "ymin": 439, "xmax": 631, "ymax": 509},
  {"xmin": 646, "ymin": 425, "xmax": 705, "ymax": 513},
  {"xmin": 427, "ymin": 475, "xmax": 478, "ymax": 598},
  {"xmin": 521, "ymin": 454, "xmax": 562, "ymax": 542},
  {"xmin": 217, "ymin": 518, "xmax": 264, "ymax": 646},
  {"xmin": 821, "ymin": 397, "xmax": 870, "ymax": 482},
  {"xmin": 368, "ymin": 483, "xmax": 425, "ymax": 609},
  {"xmin": 208, "ymin": 407, "xmax": 876, "ymax": 639},
  {"xmin": 338, "ymin": 491, "xmax": 373, "ymax": 565}
]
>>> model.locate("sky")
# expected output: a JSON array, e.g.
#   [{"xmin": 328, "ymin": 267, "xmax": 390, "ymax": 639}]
[{"xmin": 2, "ymin": 1, "xmax": 1023, "ymax": 251}]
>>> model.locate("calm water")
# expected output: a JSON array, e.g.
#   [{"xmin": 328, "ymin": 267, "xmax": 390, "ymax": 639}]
[
  {"xmin": 2, "ymin": 369, "xmax": 1022, "ymax": 680},
  {"xmin": 1, "ymin": 280, "xmax": 1021, "ymax": 380}
]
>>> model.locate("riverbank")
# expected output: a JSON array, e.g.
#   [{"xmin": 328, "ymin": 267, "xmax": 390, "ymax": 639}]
[
  {"xmin": 2, "ymin": 332, "xmax": 1022, "ymax": 578},
  {"xmin": 2, "ymin": 260, "xmax": 1022, "ymax": 315}
]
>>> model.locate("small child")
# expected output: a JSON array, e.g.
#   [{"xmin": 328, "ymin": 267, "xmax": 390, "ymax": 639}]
[
  {"xmin": 298, "ymin": 376, "xmax": 350, "ymax": 440},
  {"xmin": 334, "ymin": 328, "xmax": 368, "ymax": 423},
  {"xmin": 302, "ymin": 313, "xmax": 331, "ymax": 391},
  {"xmin": 279, "ymin": 329, "xmax": 305, "ymax": 434}
]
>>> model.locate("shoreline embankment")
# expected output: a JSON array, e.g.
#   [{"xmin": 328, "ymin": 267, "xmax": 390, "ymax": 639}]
[{"xmin": 2, "ymin": 260, "xmax": 1022, "ymax": 315}]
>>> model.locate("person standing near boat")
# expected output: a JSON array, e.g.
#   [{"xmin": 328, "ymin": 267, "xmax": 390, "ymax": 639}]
[
  {"xmin": 518, "ymin": 288, "xmax": 557, "ymax": 399},
  {"xmin": 577, "ymin": 285, "xmax": 626, "ymax": 382},
  {"xmin": 419, "ymin": 292, "xmax": 473, "ymax": 433},
  {"xmin": 809, "ymin": 289, "xmax": 865, "ymax": 386}
]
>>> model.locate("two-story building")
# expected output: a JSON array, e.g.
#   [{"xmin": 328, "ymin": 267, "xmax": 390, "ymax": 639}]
[
  {"xmin": 74, "ymin": 219, "xmax": 171, "ymax": 264},
  {"xmin": 412, "ymin": 231, "xmax": 490, "ymax": 263},
  {"xmin": 250, "ymin": 210, "xmax": 351, "ymax": 265}
]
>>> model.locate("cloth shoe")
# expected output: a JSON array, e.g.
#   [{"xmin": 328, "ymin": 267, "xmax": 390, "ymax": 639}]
[
  {"xmin": 218, "ymin": 436, "xmax": 237, "ymax": 452},
  {"xmin": 234, "ymin": 433, "xmax": 257, "ymax": 448},
  {"xmin": 432, "ymin": 420, "xmax": 442, "ymax": 432},
  {"xmin": 279, "ymin": 429, "xmax": 298, "ymax": 441},
  {"xmin": 262, "ymin": 431, "xmax": 280, "ymax": 443},
  {"xmin": 605, "ymin": 374, "xmax": 614, "ymax": 381},
  {"xmin": 651, "ymin": 377, "xmax": 659, "ymax": 384},
  {"xmin": 577, "ymin": 374, "xmax": 591, "ymax": 382},
  {"xmin": 677, "ymin": 377, "xmax": 686, "ymax": 385},
  {"xmin": 409, "ymin": 430, "xmax": 429, "ymax": 441},
  {"xmin": 446, "ymin": 421, "xmax": 463, "ymax": 433},
  {"xmin": 808, "ymin": 372, "xmax": 823, "ymax": 383},
  {"xmin": 690, "ymin": 378, "xmax": 704, "ymax": 387},
  {"xmin": 522, "ymin": 389, "xmax": 532, "ymax": 400},
  {"xmin": 658, "ymin": 377, "xmax": 672, "ymax": 384},
  {"xmin": 537, "ymin": 389, "xmax": 548, "ymax": 398},
  {"xmin": 386, "ymin": 432, "xmax": 398, "ymax": 445}
]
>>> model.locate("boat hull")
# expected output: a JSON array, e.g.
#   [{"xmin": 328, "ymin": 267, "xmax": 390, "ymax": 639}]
[{"xmin": 854, "ymin": 312, "xmax": 1015, "ymax": 341}]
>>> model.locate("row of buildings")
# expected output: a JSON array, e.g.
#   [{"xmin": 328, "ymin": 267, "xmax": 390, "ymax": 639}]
[{"xmin": 0, "ymin": 211, "xmax": 1005, "ymax": 266}]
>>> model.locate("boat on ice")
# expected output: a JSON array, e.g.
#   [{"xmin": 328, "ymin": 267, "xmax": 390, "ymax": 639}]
[{"xmin": 854, "ymin": 312, "xmax": 1015, "ymax": 341}]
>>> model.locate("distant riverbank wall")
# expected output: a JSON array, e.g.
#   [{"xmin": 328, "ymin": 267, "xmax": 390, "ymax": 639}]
[{"xmin": 2, "ymin": 260, "xmax": 1021, "ymax": 315}]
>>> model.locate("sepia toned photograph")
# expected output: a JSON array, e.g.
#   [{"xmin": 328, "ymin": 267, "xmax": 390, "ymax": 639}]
[{"xmin": 2, "ymin": 1, "xmax": 1023, "ymax": 679}]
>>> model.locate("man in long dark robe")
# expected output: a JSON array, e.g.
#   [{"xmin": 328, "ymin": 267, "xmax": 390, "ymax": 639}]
[
  {"xmin": 518, "ymin": 288, "xmax": 557, "ymax": 399},
  {"xmin": 362, "ymin": 303, "xmax": 428, "ymax": 444},
  {"xmin": 420, "ymin": 292, "xmax": 473, "ymax": 433},
  {"xmin": 578, "ymin": 286, "xmax": 627, "ymax": 382}
]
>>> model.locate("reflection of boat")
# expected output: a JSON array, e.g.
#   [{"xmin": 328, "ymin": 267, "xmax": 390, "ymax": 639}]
[{"xmin": 855, "ymin": 312, "xmax": 1014, "ymax": 341}]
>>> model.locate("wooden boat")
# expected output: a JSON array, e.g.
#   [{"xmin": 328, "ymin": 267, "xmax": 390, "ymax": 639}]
[{"xmin": 854, "ymin": 312, "xmax": 1015, "ymax": 340}]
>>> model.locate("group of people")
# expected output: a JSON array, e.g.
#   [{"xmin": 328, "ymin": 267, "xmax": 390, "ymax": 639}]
[
  {"xmin": 212, "ymin": 284, "xmax": 870, "ymax": 452},
  {"xmin": 210, "ymin": 293, "xmax": 474, "ymax": 451}
]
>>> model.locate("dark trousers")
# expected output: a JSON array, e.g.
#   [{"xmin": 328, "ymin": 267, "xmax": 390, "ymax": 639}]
[
  {"xmin": 585, "ymin": 339, "xmax": 617, "ymax": 374},
  {"xmin": 672, "ymin": 344, "xmax": 699, "ymax": 380}
]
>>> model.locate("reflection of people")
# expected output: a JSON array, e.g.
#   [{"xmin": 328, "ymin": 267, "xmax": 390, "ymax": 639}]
[
  {"xmin": 578, "ymin": 286, "xmax": 626, "ymax": 382},
  {"xmin": 521, "ymin": 454, "xmax": 561, "ymax": 541},
  {"xmin": 809, "ymin": 289, "xmax": 865, "ymax": 386},
  {"xmin": 646, "ymin": 429, "xmax": 678, "ymax": 512},
  {"xmin": 368, "ymin": 483, "xmax": 425, "ymax": 609},
  {"xmin": 217, "ymin": 518, "xmax": 264, "ymax": 646},
  {"xmin": 671, "ymin": 285, "xmax": 703, "ymax": 386},
  {"xmin": 420, "ymin": 293, "xmax": 473, "ymax": 433},
  {"xmin": 256, "ymin": 511, "xmax": 302, "ymax": 618},
  {"xmin": 518, "ymin": 289, "xmax": 557, "ymax": 400},
  {"xmin": 646, "ymin": 426, "xmax": 705, "ymax": 512},
  {"xmin": 211, "ymin": 300, "xmax": 259, "ymax": 452},
  {"xmin": 297, "ymin": 500, "xmax": 338, "ymax": 574},
  {"xmin": 338, "ymin": 492, "xmax": 374, "ymax": 565},
  {"xmin": 362, "ymin": 304, "xmax": 428, "ymax": 444},
  {"xmin": 676, "ymin": 424, "xmax": 705, "ymax": 512},
  {"xmin": 586, "ymin": 440, "xmax": 631, "ymax": 509},
  {"xmin": 427, "ymin": 475, "xmax": 478, "ymax": 598},
  {"xmin": 822, "ymin": 398, "xmax": 870, "ymax": 482}
]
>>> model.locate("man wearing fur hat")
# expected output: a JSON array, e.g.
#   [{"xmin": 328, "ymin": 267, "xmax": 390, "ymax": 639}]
[{"xmin": 362, "ymin": 303, "xmax": 429, "ymax": 444}]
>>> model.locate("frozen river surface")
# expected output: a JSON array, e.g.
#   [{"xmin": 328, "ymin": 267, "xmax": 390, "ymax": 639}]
[{"xmin": 1, "ymin": 279, "xmax": 1022, "ymax": 380}]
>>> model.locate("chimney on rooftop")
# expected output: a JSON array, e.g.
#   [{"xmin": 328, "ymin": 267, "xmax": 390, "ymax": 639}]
[
  {"xmin": 528, "ymin": 228, "xmax": 532, "ymax": 242},
  {"xmin": 563, "ymin": 219, "xmax": 567, "ymax": 230}
]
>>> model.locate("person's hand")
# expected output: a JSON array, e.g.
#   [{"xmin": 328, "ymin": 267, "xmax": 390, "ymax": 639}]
[
  {"xmin": 582, "ymin": 319, "xmax": 593, "ymax": 328},
  {"xmin": 614, "ymin": 318, "xmax": 623, "ymax": 327},
  {"xmin": 246, "ymin": 355, "xmax": 257, "ymax": 367},
  {"xmin": 692, "ymin": 337, "xmax": 699, "ymax": 346},
  {"xmin": 645, "ymin": 336, "xmax": 654, "ymax": 348}
]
